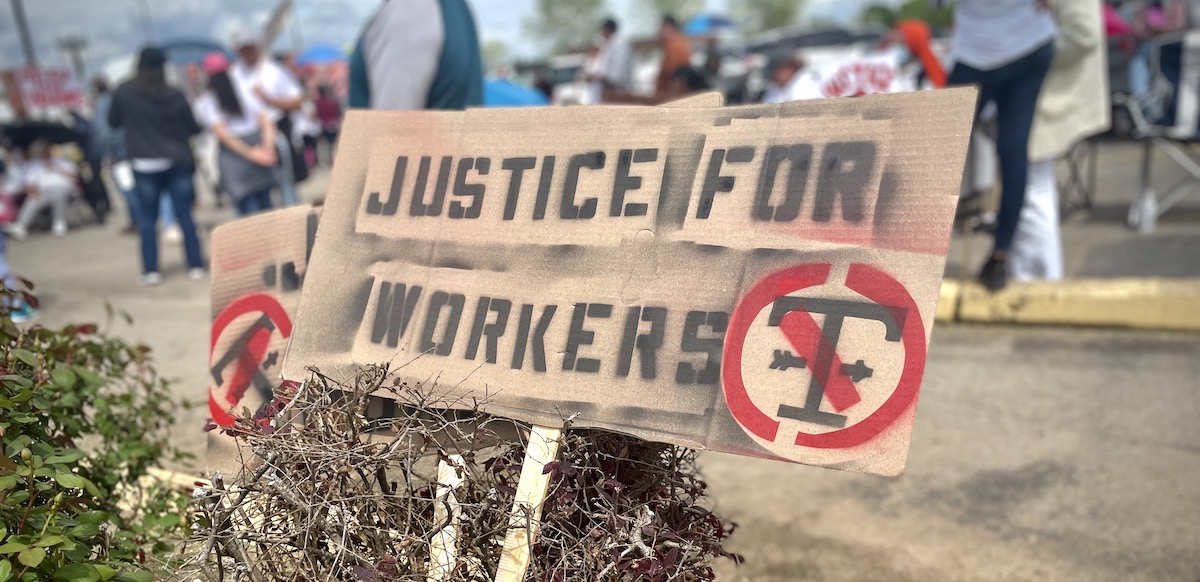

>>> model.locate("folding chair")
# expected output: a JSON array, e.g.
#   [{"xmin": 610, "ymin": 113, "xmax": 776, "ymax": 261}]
[{"xmin": 1114, "ymin": 29, "xmax": 1200, "ymax": 233}]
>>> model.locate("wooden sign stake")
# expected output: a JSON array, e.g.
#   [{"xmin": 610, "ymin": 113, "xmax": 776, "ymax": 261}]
[
  {"xmin": 429, "ymin": 454, "xmax": 465, "ymax": 581},
  {"xmin": 494, "ymin": 424, "xmax": 563, "ymax": 582}
]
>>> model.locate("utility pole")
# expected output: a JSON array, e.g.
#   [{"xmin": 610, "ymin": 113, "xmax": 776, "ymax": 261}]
[
  {"xmin": 58, "ymin": 34, "xmax": 89, "ymax": 83},
  {"xmin": 135, "ymin": 0, "xmax": 155, "ymax": 43},
  {"xmin": 290, "ymin": 5, "xmax": 305, "ymax": 52},
  {"xmin": 10, "ymin": 0, "xmax": 38, "ymax": 66}
]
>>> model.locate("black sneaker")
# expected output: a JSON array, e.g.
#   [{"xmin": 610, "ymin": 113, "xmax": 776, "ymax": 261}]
[{"xmin": 978, "ymin": 256, "xmax": 1008, "ymax": 291}]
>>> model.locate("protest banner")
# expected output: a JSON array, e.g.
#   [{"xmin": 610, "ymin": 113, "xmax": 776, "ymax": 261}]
[
  {"xmin": 282, "ymin": 89, "xmax": 976, "ymax": 477},
  {"xmin": 789, "ymin": 52, "xmax": 913, "ymax": 100},
  {"xmin": 3, "ymin": 67, "xmax": 85, "ymax": 114}
]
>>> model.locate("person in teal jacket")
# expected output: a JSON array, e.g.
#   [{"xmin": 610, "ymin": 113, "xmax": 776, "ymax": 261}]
[{"xmin": 349, "ymin": 0, "xmax": 484, "ymax": 110}]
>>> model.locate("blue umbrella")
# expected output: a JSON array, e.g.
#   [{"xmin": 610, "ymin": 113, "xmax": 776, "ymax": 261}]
[
  {"xmin": 484, "ymin": 79, "xmax": 549, "ymax": 107},
  {"xmin": 683, "ymin": 13, "xmax": 737, "ymax": 36},
  {"xmin": 295, "ymin": 44, "xmax": 346, "ymax": 66}
]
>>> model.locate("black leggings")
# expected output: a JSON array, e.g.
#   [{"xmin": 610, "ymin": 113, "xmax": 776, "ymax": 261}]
[{"xmin": 948, "ymin": 42, "xmax": 1054, "ymax": 253}]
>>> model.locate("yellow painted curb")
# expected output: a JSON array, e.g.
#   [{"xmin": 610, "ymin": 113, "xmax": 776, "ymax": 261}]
[
  {"xmin": 935, "ymin": 280, "xmax": 960, "ymax": 323},
  {"xmin": 950, "ymin": 278, "xmax": 1200, "ymax": 331}
]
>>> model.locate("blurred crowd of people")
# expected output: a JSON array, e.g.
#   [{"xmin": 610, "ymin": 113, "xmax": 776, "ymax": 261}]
[
  {"xmin": 0, "ymin": 26, "xmax": 346, "ymax": 294},
  {"xmin": 0, "ymin": 0, "xmax": 1179, "ymax": 313},
  {"xmin": 571, "ymin": 1, "xmax": 1113, "ymax": 290}
]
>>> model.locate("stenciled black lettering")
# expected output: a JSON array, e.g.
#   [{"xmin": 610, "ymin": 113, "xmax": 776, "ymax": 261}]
[
  {"xmin": 407, "ymin": 155, "xmax": 452, "ymax": 217},
  {"xmin": 695, "ymin": 146, "xmax": 754, "ymax": 219},
  {"xmin": 610, "ymin": 148, "xmax": 658, "ymax": 217},
  {"xmin": 813, "ymin": 141, "xmax": 876, "ymax": 222},
  {"xmin": 533, "ymin": 156, "xmax": 556, "ymax": 220},
  {"xmin": 561, "ymin": 151, "xmax": 605, "ymax": 220},
  {"xmin": 753, "ymin": 144, "xmax": 812, "ymax": 222},
  {"xmin": 418, "ymin": 291, "xmax": 465, "ymax": 356},
  {"xmin": 406, "ymin": 156, "xmax": 432, "ymax": 217},
  {"xmin": 615, "ymin": 306, "xmax": 667, "ymax": 380},
  {"xmin": 464, "ymin": 297, "xmax": 512, "ymax": 364},
  {"xmin": 562, "ymin": 303, "xmax": 612, "ymax": 373},
  {"xmin": 370, "ymin": 281, "xmax": 424, "ymax": 348},
  {"xmin": 501, "ymin": 157, "xmax": 537, "ymax": 220},
  {"xmin": 511, "ymin": 304, "xmax": 557, "ymax": 371},
  {"xmin": 366, "ymin": 155, "xmax": 407, "ymax": 216},
  {"xmin": 675, "ymin": 311, "xmax": 728, "ymax": 385},
  {"xmin": 449, "ymin": 157, "xmax": 490, "ymax": 219}
]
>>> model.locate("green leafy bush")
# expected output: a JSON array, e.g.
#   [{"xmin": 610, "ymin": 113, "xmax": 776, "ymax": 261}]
[{"xmin": 0, "ymin": 283, "xmax": 190, "ymax": 581}]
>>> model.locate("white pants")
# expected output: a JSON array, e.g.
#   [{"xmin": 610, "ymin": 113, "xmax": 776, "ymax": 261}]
[
  {"xmin": 16, "ymin": 185, "xmax": 71, "ymax": 230},
  {"xmin": 1009, "ymin": 159, "xmax": 1063, "ymax": 281}
]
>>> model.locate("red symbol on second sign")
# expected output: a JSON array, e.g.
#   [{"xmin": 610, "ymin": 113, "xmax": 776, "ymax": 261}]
[
  {"xmin": 208, "ymin": 293, "xmax": 293, "ymax": 427},
  {"xmin": 722, "ymin": 262, "xmax": 927, "ymax": 450}
]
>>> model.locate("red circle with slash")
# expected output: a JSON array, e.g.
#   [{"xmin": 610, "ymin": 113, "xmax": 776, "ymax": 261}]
[
  {"xmin": 208, "ymin": 293, "xmax": 293, "ymax": 427},
  {"xmin": 721, "ymin": 262, "xmax": 926, "ymax": 449}
]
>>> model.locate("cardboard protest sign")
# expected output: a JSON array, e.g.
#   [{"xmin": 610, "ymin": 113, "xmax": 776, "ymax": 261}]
[
  {"xmin": 207, "ymin": 205, "xmax": 321, "ymax": 472},
  {"xmin": 283, "ymin": 89, "xmax": 976, "ymax": 475}
]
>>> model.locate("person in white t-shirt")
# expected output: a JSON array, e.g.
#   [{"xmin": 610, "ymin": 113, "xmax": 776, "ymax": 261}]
[
  {"xmin": 197, "ymin": 52, "xmax": 279, "ymax": 217},
  {"xmin": 947, "ymin": 0, "xmax": 1057, "ymax": 291},
  {"xmin": 228, "ymin": 28, "xmax": 304, "ymax": 207},
  {"xmin": 585, "ymin": 18, "xmax": 634, "ymax": 104},
  {"xmin": 5, "ymin": 140, "xmax": 76, "ymax": 240}
]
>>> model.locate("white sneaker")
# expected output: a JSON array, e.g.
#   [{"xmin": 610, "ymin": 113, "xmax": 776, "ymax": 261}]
[
  {"xmin": 51, "ymin": 221, "xmax": 67, "ymax": 237},
  {"xmin": 139, "ymin": 272, "xmax": 164, "ymax": 286},
  {"xmin": 187, "ymin": 268, "xmax": 207, "ymax": 281},
  {"xmin": 5, "ymin": 223, "xmax": 28, "ymax": 241},
  {"xmin": 163, "ymin": 225, "xmax": 183, "ymax": 245}
]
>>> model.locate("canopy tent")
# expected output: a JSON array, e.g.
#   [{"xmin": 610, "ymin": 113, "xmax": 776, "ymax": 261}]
[
  {"xmin": 683, "ymin": 13, "xmax": 737, "ymax": 36},
  {"xmin": 484, "ymin": 79, "xmax": 549, "ymax": 107},
  {"xmin": 295, "ymin": 44, "xmax": 347, "ymax": 67},
  {"xmin": 159, "ymin": 39, "xmax": 231, "ymax": 65}
]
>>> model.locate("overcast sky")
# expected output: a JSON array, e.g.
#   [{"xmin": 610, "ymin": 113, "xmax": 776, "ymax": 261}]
[{"xmin": 0, "ymin": 0, "xmax": 867, "ymax": 81}]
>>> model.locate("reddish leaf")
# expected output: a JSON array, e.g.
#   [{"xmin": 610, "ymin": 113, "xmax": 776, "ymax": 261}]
[
  {"xmin": 351, "ymin": 565, "xmax": 377, "ymax": 581},
  {"xmin": 558, "ymin": 460, "xmax": 577, "ymax": 477}
]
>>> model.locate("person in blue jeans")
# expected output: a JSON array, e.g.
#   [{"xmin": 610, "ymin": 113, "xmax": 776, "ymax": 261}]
[
  {"xmin": 947, "ymin": 0, "xmax": 1057, "ymax": 291},
  {"xmin": 109, "ymin": 47, "xmax": 206, "ymax": 286}
]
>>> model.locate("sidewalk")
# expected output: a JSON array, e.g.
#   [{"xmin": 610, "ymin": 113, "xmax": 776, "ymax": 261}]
[{"xmin": 941, "ymin": 139, "xmax": 1200, "ymax": 330}]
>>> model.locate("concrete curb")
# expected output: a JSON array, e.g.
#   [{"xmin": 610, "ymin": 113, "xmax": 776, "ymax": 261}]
[{"xmin": 935, "ymin": 278, "xmax": 1200, "ymax": 332}]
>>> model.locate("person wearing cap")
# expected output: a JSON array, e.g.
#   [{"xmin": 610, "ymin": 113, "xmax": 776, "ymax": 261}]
[
  {"xmin": 196, "ymin": 52, "xmax": 279, "ymax": 217},
  {"xmin": 228, "ymin": 27, "xmax": 304, "ymax": 207},
  {"xmin": 348, "ymin": 0, "xmax": 483, "ymax": 109},
  {"xmin": 108, "ymin": 46, "xmax": 206, "ymax": 286}
]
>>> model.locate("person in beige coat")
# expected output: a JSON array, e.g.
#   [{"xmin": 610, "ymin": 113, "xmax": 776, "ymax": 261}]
[{"xmin": 1009, "ymin": 0, "xmax": 1111, "ymax": 281}]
